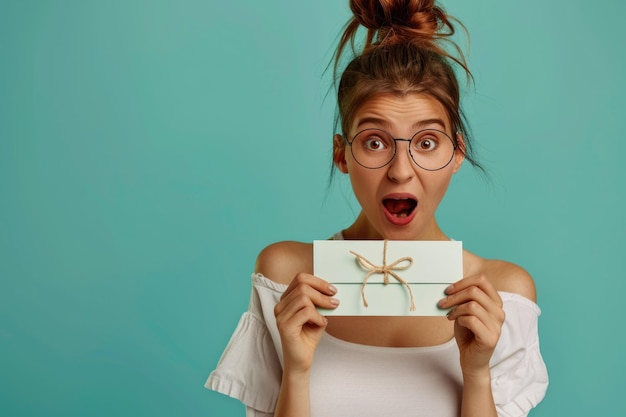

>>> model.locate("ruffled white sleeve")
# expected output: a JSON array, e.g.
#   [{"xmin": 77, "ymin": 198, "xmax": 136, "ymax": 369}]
[
  {"xmin": 491, "ymin": 292, "xmax": 549, "ymax": 417},
  {"xmin": 205, "ymin": 274, "xmax": 286, "ymax": 415}
]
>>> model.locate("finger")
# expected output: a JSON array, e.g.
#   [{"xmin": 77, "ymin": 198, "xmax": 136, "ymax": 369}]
[
  {"xmin": 278, "ymin": 303, "xmax": 328, "ymax": 332},
  {"xmin": 445, "ymin": 274, "xmax": 501, "ymax": 306},
  {"xmin": 455, "ymin": 314, "xmax": 500, "ymax": 348},
  {"xmin": 276, "ymin": 298, "xmax": 328, "ymax": 335},
  {"xmin": 441, "ymin": 279, "xmax": 503, "ymax": 316},
  {"xmin": 291, "ymin": 304, "xmax": 328, "ymax": 329},
  {"xmin": 279, "ymin": 279, "xmax": 340, "ymax": 312},
  {"xmin": 447, "ymin": 297, "xmax": 505, "ymax": 348},
  {"xmin": 282, "ymin": 272, "xmax": 337, "ymax": 299},
  {"xmin": 277, "ymin": 289, "xmax": 326, "ymax": 322},
  {"xmin": 275, "ymin": 280, "xmax": 339, "ymax": 317},
  {"xmin": 439, "ymin": 284, "xmax": 501, "ymax": 315},
  {"xmin": 442, "ymin": 286, "xmax": 505, "ymax": 332},
  {"xmin": 447, "ymin": 299, "xmax": 502, "ymax": 330}
]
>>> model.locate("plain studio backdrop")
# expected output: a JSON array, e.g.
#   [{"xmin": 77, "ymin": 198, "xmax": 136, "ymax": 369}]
[{"xmin": 1, "ymin": 0, "xmax": 624, "ymax": 416}]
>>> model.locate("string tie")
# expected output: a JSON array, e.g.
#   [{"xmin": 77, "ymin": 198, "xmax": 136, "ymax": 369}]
[{"xmin": 349, "ymin": 240, "xmax": 416, "ymax": 312}]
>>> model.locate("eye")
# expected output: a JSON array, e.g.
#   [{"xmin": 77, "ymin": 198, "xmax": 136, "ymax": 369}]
[
  {"xmin": 362, "ymin": 135, "xmax": 389, "ymax": 152},
  {"xmin": 413, "ymin": 135, "xmax": 439, "ymax": 152}
]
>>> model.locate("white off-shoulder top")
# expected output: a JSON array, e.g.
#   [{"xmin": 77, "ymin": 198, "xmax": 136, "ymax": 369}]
[{"xmin": 206, "ymin": 239, "xmax": 548, "ymax": 417}]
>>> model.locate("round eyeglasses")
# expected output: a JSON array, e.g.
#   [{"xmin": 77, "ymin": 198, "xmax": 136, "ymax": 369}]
[{"xmin": 345, "ymin": 128, "xmax": 457, "ymax": 171}]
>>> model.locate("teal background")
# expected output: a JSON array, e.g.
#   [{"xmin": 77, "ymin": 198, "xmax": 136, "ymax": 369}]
[{"xmin": 1, "ymin": 0, "xmax": 624, "ymax": 415}]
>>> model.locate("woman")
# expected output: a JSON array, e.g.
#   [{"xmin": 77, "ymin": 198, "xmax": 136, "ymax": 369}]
[{"xmin": 206, "ymin": 1, "xmax": 548, "ymax": 416}]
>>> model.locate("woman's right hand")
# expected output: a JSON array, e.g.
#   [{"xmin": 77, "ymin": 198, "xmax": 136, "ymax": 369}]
[{"xmin": 273, "ymin": 272, "xmax": 339, "ymax": 374}]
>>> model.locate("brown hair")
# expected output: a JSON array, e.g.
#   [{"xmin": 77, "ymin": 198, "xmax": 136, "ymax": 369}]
[{"xmin": 333, "ymin": 0, "xmax": 482, "ymax": 170}]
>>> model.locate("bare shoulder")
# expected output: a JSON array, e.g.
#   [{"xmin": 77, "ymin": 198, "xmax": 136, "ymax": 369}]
[
  {"xmin": 254, "ymin": 241, "xmax": 313, "ymax": 286},
  {"xmin": 464, "ymin": 250, "xmax": 537, "ymax": 302},
  {"xmin": 483, "ymin": 259, "xmax": 537, "ymax": 302}
]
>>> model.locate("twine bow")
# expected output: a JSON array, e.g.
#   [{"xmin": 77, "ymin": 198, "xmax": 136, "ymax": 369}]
[{"xmin": 350, "ymin": 240, "xmax": 416, "ymax": 312}]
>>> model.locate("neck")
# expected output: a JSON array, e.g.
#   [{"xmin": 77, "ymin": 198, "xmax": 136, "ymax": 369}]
[{"xmin": 342, "ymin": 211, "xmax": 449, "ymax": 241}]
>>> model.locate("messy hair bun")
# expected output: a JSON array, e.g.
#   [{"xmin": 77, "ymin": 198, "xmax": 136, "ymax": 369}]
[
  {"xmin": 336, "ymin": 0, "xmax": 469, "ymax": 76},
  {"xmin": 352, "ymin": 0, "xmax": 445, "ymax": 40}
]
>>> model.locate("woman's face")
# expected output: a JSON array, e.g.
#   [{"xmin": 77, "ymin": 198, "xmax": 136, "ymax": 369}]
[{"xmin": 334, "ymin": 93, "xmax": 464, "ymax": 240}]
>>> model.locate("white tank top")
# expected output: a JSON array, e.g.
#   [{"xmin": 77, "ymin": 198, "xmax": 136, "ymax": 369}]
[{"xmin": 310, "ymin": 331, "xmax": 463, "ymax": 416}]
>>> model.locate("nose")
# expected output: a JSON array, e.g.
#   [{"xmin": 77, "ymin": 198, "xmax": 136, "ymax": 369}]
[{"xmin": 387, "ymin": 140, "xmax": 415, "ymax": 183}]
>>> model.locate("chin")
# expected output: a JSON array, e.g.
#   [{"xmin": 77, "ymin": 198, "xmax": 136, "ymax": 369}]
[{"xmin": 377, "ymin": 226, "xmax": 421, "ymax": 241}]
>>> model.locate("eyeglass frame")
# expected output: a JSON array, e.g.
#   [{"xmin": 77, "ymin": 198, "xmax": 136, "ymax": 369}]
[{"xmin": 343, "ymin": 128, "xmax": 458, "ymax": 171}]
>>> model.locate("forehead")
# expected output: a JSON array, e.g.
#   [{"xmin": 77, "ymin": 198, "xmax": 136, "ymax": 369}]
[{"xmin": 351, "ymin": 93, "xmax": 451, "ymax": 134}]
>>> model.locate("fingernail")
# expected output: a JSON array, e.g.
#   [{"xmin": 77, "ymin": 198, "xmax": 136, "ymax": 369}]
[
  {"xmin": 444, "ymin": 284, "xmax": 453, "ymax": 294},
  {"xmin": 328, "ymin": 284, "xmax": 338, "ymax": 295},
  {"xmin": 330, "ymin": 298, "xmax": 340, "ymax": 307},
  {"xmin": 438, "ymin": 297, "xmax": 447, "ymax": 307}
]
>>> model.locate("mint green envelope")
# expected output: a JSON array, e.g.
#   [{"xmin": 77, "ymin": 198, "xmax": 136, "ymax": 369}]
[{"xmin": 314, "ymin": 240, "xmax": 462, "ymax": 316}]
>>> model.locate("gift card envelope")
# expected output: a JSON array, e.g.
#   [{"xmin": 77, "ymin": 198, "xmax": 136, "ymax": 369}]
[{"xmin": 314, "ymin": 240, "xmax": 462, "ymax": 316}]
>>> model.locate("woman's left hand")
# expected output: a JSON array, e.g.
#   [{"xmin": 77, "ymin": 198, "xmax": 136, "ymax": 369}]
[{"xmin": 439, "ymin": 274, "xmax": 505, "ymax": 377}]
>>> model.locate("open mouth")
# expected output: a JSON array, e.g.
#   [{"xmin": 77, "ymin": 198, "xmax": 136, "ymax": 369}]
[{"xmin": 383, "ymin": 198, "xmax": 418, "ymax": 218}]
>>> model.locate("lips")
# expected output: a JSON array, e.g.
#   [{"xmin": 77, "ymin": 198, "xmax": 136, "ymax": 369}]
[{"xmin": 382, "ymin": 194, "xmax": 418, "ymax": 226}]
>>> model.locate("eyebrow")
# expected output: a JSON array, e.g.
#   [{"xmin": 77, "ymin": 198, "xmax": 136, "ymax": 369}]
[{"xmin": 355, "ymin": 117, "xmax": 448, "ymax": 132}]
